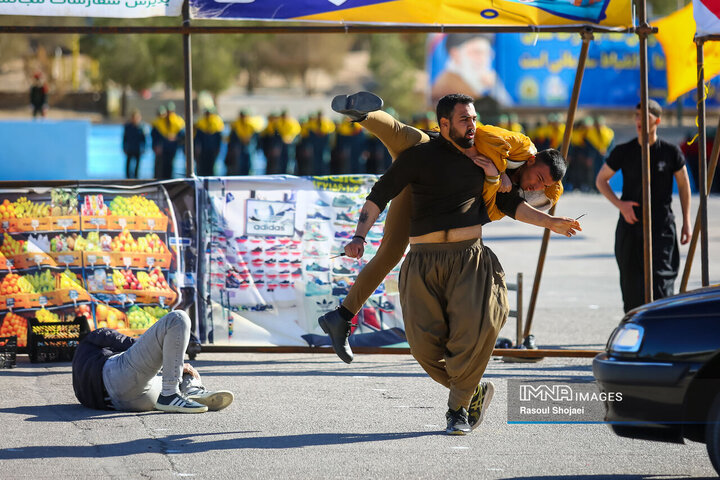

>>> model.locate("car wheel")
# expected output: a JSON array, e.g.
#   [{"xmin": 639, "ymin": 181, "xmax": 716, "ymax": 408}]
[{"xmin": 707, "ymin": 392, "xmax": 720, "ymax": 475}]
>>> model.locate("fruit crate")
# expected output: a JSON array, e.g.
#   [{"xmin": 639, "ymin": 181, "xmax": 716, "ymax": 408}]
[
  {"xmin": 48, "ymin": 215, "xmax": 80, "ymax": 232},
  {"xmin": 28, "ymin": 316, "xmax": 89, "ymax": 363},
  {"xmin": 0, "ymin": 294, "xmax": 31, "ymax": 310},
  {"xmin": 10, "ymin": 217, "xmax": 51, "ymax": 233},
  {"xmin": 129, "ymin": 289, "xmax": 178, "ymax": 306},
  {"xmin": 48, "ymin": 251, "xmax": 83, "ymax": 268},
  {"xmin": 135, "ymin": 215, "xmax": 168, "ymax": 232},
  {"xmin": 0, "ymin": 335, "xmax": 17, "ymax": 368}
]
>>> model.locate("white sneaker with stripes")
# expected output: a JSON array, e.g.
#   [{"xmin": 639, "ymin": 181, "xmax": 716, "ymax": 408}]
[
  {"xmin": 186, "ymin": 387, "xmax": 234, "ymax": 411},
  {"xmin": 155, "ymin": 393, "xmax": 208, "ymax": 413}
]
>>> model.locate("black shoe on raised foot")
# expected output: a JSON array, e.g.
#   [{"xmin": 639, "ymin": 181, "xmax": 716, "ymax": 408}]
[
  {"xmin": 468, "ymin": 381, "xmax": 495, "ymax": 430},
  {"xmin": 318, "ymin": 309, "xmax": 353, "ymax": 364},
  {"xmin": 331, "ymin": 92, "xmax": 383, "ymax": 122},
  {"xmin": 445, "ymin": 407, "xmax": 472, "ymax": 435}
]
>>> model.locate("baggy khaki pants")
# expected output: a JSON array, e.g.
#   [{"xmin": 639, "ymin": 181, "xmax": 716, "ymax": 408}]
[{"xmin": 399, "ymin": 239, "xmax": 509, "ymax": 410}]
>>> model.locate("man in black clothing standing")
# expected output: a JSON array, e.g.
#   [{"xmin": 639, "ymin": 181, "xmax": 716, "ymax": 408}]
[
  {"xmin": 596, "ymin": 100, "xmax": 692, "ymax": 312},
  {"xmin": 122, "ymin": 109, "xmax": 147, "ymax": 179}
]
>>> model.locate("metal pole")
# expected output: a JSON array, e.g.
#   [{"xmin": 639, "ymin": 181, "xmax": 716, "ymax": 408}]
[
  {"xmin": 0, "ymin": 24, "xmax": 638, "ymax": 35},
  {"xmin": 680, "ymin": 114, "xmax": 720, "ymax": 292},
  {"xmin": 696, "ymin": 39, "xmax": 709, "ymax": 286},
  {"xmin": 524, "ymin": 29, "xmax": 593, "ymax": 339},
  {"xmin": 183, "ymin": 0, "xmax": 195, "ymax": 177},
  {"xmin": 637, "ymin": 4, "xmax": 653, "ymax": 304}
]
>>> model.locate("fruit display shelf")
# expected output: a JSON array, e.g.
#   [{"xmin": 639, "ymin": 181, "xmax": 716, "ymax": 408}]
[
  {"xmin": 87, "ymin": 288, "xmax": 177, "ymax": 307},
  {"xmin": 81, "ymin": 214, "xmax": 168, "ymax": 232},
  {"xmin": 83, "ymin": 251, "xmax": 172, "ymax": 269},
  {"xmin": 0, "ymin": 251, "xmax": 83, "ymax": 270},
  {"xmin": 0, "ymin": 215, "xmax": 81, "ymax": 234}
]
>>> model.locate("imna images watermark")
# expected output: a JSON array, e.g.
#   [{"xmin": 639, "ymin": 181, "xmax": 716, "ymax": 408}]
[{"xmin": 507, "ymin": 380, "xmax": 622, "ymax": 423}]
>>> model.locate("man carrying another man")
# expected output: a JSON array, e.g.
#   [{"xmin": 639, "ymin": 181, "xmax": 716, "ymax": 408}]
[
  {"xmin": 320, "ymin": 92, "xmax": 568, "ymax": 366},
  {"xmin": 323, "ymin": 92, "xmax": 580, "ymax": 435}
]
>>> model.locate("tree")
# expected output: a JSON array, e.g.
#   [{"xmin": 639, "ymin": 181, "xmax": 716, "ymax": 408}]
[
  {"xmin": 258, "ymin": 34, "xmax": 352, "ymax": 94},
  {"xmin": 81, "ymin": 34, "xmax": 156, "ymax": 117},
  {"xmin": 368, "ymin": 34, "xmax": 425, "ymax": 119},
  {"xmin": 190, "ymin": 35, "xmax": 238, "ymax": 98}
]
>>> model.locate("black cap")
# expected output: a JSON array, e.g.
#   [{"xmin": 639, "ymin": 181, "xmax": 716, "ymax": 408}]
[{"xmin": 636, "ymin": 99, "xmax": 662, "ymax": 118}]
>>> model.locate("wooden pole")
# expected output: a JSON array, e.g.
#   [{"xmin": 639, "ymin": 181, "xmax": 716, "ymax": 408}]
[
  {"xmin": 637, "ymin": 5, "xmax": 654, "ymax": 304},
  {"xmin": 696, "ymin": 39, "xmax": 709, "ymax": 286},
  {"xmin": 523, "ymin": 29, "xmax": 593, "ymax": 339},
  {"xmin": 680, "ymin": 114, "xmax": 720, "ymax": 292}
]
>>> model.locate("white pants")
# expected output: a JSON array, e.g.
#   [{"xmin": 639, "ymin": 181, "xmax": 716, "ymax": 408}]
[{"xmin": 102, "ymin": 311, "xmax": 202, "ymax": 411}]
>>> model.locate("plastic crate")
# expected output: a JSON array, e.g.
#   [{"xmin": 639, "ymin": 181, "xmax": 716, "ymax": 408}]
[
  {"xmin": 0, "ymin": 335, "xmax": 17, "ymax": 368},
  {"xmin": 28, "ymin": 316, "xmax": 89, "ymax": 363}
]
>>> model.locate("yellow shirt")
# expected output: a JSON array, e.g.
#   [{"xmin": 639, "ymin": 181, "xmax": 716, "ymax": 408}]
[
  {"xmin": 585, "ymin": 125, "xmax": 615, "ymax": 156},
  {"xmin": 152, "ymin": 112, "xmax": 185, "ymax": 140},
  {"xmin": 195, "ymin": 113, "xmax": 225, "ymax": 136},
  {"xmin": 274, "ymin": 117, "xmax": 302, "ymax": 144}
]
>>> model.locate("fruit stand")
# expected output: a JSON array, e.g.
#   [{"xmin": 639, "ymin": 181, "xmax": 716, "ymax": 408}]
[{"xmin": 0, "ymin": 183, "xmax": 191, "ymax": 350}]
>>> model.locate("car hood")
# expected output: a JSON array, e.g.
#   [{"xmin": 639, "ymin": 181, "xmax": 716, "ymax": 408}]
[{"xmin": 620, "ymin": 285, "xmax": 720, "ymax": 361}]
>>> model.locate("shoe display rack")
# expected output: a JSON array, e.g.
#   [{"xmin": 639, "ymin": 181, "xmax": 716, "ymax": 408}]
[{"xmin": 0, "ymin": 186, "xmax": 179, "ymax": 348}]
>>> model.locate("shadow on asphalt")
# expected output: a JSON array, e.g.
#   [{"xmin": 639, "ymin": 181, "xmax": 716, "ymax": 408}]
[
  {"xmin": 0, "ymin": 431, "xmax": 441, "ymax": 458},
  {"xmin": 501, "ymin": 476, "xmax": 717, "ymax": 480},
  {"xmin": 0, "ymin": 404, "xmax": 157, "ymax": 422}
]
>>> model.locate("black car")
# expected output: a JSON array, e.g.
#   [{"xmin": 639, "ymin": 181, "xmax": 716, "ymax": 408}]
[{"xmin": 593, "ymin": 285, "xmax": 720, "ymax": 475}]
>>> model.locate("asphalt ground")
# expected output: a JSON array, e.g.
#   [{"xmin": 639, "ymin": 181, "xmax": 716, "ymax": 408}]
[{"xmin": 1, "ymin": 192, "xmax": 719, "ymax": 479}]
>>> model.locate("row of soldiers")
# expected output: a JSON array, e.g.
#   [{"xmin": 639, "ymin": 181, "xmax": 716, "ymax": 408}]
[
  {"xmin": 123, "ymin": 105, "xmax": 614, "ymax": 181},
  {"xmin": 497, "ymin": 113, "xmax": 616, "ymax": 192}
]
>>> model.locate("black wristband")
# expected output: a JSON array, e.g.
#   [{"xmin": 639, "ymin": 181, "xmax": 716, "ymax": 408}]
[{"xmin": 352, "ymin": 235, "xmax": 367, "ymax": 244}]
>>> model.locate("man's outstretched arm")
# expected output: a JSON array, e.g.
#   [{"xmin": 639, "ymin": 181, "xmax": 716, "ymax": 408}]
[{"xmin": 514, "ymin": 202, "xmax": 581, "ymax": 237}]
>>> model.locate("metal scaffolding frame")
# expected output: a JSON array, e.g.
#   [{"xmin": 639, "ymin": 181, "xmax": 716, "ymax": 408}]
[{"xmin": 2, "ymin": 1, "xmax": 698, "ymax": 356}]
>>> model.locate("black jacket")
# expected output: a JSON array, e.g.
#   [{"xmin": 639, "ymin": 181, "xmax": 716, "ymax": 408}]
[{"xmin": 72, "ymin": 328, "xmax": 135, "ymax": 410}]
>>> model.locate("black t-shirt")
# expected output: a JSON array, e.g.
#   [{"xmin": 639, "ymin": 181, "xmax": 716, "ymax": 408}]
[
  {"xmin": 366, "ymin": 135, "xmax": 524, "ymax": 237},
  {"xmin": 605, "ymin": 137, "xmax": 685, "ymax": 223}
]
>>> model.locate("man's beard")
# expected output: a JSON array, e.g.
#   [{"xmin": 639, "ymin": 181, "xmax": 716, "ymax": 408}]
[{"xmin": 450, "ymin": 124, "xmax": 474, "ymax": 149}]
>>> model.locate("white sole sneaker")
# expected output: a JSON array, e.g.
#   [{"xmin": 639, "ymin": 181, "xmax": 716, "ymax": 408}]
[
  {"xmin": 155, "ymin": 394, "xmax": 208, "ymax": 413},
  {"xmin": 188, "ymin": 390, "xmax": 234, "ymax": 411}
]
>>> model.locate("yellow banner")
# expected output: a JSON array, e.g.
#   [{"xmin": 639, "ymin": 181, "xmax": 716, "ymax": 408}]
[
  {"xmin": 192, "ymin": 0, "xmax": 633, "ymax": 27},
  {"xmin": 655, "ymin": 3, "xmax": 720, "ymax": 103}
]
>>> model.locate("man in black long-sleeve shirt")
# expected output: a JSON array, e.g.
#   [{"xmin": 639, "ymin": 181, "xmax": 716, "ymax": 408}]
[
  {"xmin": 73, "ymin": 310, "xmax": 233, "ymax": 413},
  {"xmin": 324, "ymin": 94, "xmax": 581, "ymax": 435}
]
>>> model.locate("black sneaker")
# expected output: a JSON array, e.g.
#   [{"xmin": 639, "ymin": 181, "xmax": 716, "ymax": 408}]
[
  {"xmin": 331, "ymin": 91, "xmax": 383, "ymax": 122},
  {"xmin": 523, "ymin": 334, "xmax": 538, "ymax": 350},
  {"xmin": 468, "ymin": 381, "xmax": 495, "ymax": 430},
  {"xmin": 495, "ymin": 337, "xmax": 513, "ymax": 349},
  {"xmin": 445, "ymin": 407, "xmax": 471, "ymax": 435},
  {"xmin": 155, "ymin": 393, "xmax": 208, "ymax": 413},
  {"xmin": 318, "ymin": 309, "xmax": 353, "ymax": 363}
]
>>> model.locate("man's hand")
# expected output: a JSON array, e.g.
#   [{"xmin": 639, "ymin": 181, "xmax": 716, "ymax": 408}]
[
  {"xmin": 344, "ymin": 237, "xmax": 365, "ymax": 259},
  {"xmin": 470, "ymin": 153, "xmax": 500, "ymax": 178},
  {"xmin": 499, "ymin": 172, "xmax": 512, "ymax": 192},
  {"xmin": 547, "ymin": 217, "xmax": 582, "ymax": 237},
  {"xmin": 618, "ymin": 200, "xmax": 639, "ymax": 224},
  {"xmin": 680, "ymin": 222, "xmax": 690, "ymax": 245},
  {"xmin": 183, "ymin": 363, "xmax": 200, "ymax": 380}
]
